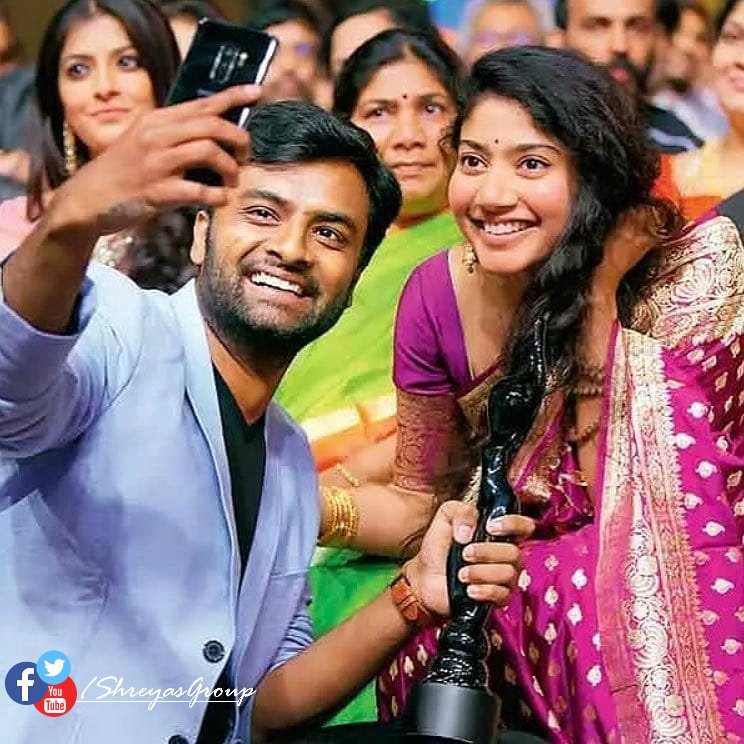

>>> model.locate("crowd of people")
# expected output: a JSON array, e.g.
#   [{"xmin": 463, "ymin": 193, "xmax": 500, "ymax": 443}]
[{"xmin": 0, "ymin": 1, "xmax": 742, "ymax": 743}]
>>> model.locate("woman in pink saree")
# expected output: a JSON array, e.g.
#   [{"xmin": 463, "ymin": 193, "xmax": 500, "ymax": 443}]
[{"xmin": 376, "ymin": 48, "xmax": 744, "ymax": 742}]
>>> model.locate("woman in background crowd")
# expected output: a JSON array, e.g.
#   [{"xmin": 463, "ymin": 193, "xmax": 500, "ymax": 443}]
[
  {"xmin": 673, "ymin": 0, "xmax": 744, "ymax": 219},
  {"xmin": 0, "ymin": 0, "xmax": 194, "ymax": 292},
  {"xmin": 275, "ymin": 28, "xmax": 465, "ymax": 723}
]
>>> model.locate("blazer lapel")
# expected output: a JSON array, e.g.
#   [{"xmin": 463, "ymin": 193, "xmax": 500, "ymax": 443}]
[
  {"xmin": 231, "ymin": 404, "xmax": 282, "ymax": 680},
  {"xmin": 169, "ymin": 281, "xmax": 240, "ymax": 601}
]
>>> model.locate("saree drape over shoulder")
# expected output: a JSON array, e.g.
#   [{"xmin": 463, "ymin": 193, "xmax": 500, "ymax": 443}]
[{"xmin": 380, "ymin": 214, "xmax": 744, "ymax": 743}]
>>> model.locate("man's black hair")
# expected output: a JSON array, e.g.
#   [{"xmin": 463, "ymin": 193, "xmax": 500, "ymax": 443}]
[{"xmin": 247, "ymin": 100, "xmax": 401, "ymax": 272}]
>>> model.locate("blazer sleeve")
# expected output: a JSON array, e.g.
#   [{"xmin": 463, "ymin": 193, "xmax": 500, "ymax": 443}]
[
  {"xmin": 268, "ymin": 580, "xmax": 314, "ymax": 672},
  {"xmin": 0, "ymin": 264, "xmax": 143, "ymax": 458}
]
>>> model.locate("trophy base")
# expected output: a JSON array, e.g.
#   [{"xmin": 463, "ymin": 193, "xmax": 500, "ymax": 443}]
[{"xmin": 402, "ymin": 682, "xmax": 499, "ymax": 744}]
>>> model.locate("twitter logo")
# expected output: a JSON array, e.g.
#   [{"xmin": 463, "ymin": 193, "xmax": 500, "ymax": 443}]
[{"xmin": 37, "ymin": 650, "xmax": 71, "ymax": 685}]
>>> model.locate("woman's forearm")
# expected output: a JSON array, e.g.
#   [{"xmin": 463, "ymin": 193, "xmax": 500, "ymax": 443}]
[
  {"xmin": 319, "ymin": 480, "xmax": 434, "ymax": 557},
  {"xmin": 318, "ymin": 433, "xmax": 434, "ymax": 557}
]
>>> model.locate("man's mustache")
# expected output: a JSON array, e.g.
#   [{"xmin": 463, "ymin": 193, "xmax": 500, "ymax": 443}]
[{"xmin": 606, "ymin": 53, "xmax": 646, "ymax": 88}]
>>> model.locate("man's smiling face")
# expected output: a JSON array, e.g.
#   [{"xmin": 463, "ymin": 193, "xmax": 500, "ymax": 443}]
[{"xmin": 192, "ymin": 159, "xmax": 370, "ymax": 356}]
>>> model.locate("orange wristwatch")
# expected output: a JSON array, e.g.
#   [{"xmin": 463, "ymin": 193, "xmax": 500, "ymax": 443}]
[{"xmin": 389, "ymin": 569, "xmax": 435, "ymax": 629}]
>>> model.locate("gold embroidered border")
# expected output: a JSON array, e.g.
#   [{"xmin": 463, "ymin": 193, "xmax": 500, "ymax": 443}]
[
  {"xmin": 457, "ymin": 366, "xmax": 503, "ymax": 434},
  {"xmin": 632, "ymin": 216, "xmax": 744, "ymax": 348},
  {"xmin": 392, "ymin": 388, "xmax": 467, "ymax": 494},
  {"xmin": 596, "ymin": 333, "xmax": 643, "ymax": 736},
  {"xmin": 603, "ymin": 331, "xmax": 725, "ymax": 743}
]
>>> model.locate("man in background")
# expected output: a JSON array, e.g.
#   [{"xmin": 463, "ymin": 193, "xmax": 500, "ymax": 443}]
[
  {"xmin": 555, "ymin": 0, "xmax": 703, "ymax": 153},
  {"xmin": 460, "ymin": 0, "xmax": 545, "ymax": 67},
  {"xmin": 248, "ymin": 0, "xmax": 327, "ymax": 103},
  {"xmin": 651, "ymin": 0, "xmax": 728, "ymax": 140}
]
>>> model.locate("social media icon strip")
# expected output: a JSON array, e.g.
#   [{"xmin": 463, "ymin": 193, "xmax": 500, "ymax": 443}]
[
  {"xmin": 37, "ymin": 650, "xmax": 71, "ymax": 685},
  {"xmin": 4, "ymin": 662, "xmax": 48, "ymax": 706},
  {"xmin": 5, "ymin": 651, "xmax": 76, "ymax": 717}
]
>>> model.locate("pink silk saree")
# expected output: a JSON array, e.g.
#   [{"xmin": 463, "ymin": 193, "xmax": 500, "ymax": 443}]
[{"xmin": 381, "ymin": 214, "xmax": 744, "ymax": 742}]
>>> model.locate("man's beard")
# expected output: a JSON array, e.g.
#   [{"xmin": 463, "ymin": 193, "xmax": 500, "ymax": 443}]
[
  {"xmin": 605, "ymin": 53, "xmax": 651, "ymax": 96},
  {"xmin": 196, "ymin": 227, "xmax": 351, "ymax": 368},
  {"xmin": 668, "ymin": 74, "xmax": 692, "ymax": 94}
]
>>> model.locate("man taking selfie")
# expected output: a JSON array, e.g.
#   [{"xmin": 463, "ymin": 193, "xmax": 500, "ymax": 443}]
[{"xmin": 0, "ymin": 88, "xmax": 530, "ymax": 743}]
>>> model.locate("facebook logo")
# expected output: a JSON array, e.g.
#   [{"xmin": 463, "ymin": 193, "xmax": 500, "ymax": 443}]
[{"xmin": 4, "ymin": 661, "xmax": 48, "ymax": 705}]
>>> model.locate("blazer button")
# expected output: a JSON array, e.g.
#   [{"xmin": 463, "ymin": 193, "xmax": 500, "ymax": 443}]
[
  {"xmin": 168, "ymin": 736, "xmax": 189, "ymax": 744},
  {"xmin": 203, "ymin": 639, "xmax": 226, "ymax": 663}
]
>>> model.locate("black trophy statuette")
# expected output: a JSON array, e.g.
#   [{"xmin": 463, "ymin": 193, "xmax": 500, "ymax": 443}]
[{"xmin": 401, "ymin": 321, "xmax": 548, "ymax": 744}]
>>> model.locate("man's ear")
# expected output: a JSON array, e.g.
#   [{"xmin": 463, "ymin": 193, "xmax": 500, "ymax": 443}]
[{"xmin": 191, "ymin": 210, "xmax": 210, "ymax": 267}]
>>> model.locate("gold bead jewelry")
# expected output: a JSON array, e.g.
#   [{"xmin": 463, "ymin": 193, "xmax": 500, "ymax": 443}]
[
  {"xmin": 335, "ymin": 462, "xmax": 361, "ymax": 488},
  {"xmin": 572, "ymin": 381, "xmax": 604, "ymax": 398},
  {"xmin": 318, "ymin": 486, "xmax": 360, "ymax": 546},
  {"xmin": 463, "ymin": 244, "xmax": 477, "ymax": 274},
  {"xmin": 576, "ymin": 360, "xmax": 605, "ymax": 387},
  {"xmin": 567, "ymin": 417, "xmax": 601, "ymax": 447},
  {"xmin": 62, "ymin": 120, "xmax": 78, "ymax": 177}
]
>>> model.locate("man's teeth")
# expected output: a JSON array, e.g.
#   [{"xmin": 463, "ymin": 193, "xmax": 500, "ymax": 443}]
[
  {"xmin": 250, "ymin": 272, "xmax": 304, "ymax": 296},
  {"xmin": 481, "ymin": 221, "xmax": 532, "ymax": 236}
]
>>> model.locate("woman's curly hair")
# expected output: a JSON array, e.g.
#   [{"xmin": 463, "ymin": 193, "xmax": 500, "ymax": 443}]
[{"xmin": 451, "ymin": 46, "xmax": 682, "ymax": 391}]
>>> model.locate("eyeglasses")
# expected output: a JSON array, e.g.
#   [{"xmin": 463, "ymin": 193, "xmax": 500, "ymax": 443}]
[{"xmin": 472, "ymin": 31, "xmax": 537, "ymax": 48}]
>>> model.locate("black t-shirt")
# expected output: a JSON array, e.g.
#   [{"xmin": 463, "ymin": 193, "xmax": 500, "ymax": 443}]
[
  {"xmin": 213, "ymin": 368, "xmax": 266, "ymax": 575},
  {"xmin": 196, "ymin": 369, "xmax": 267, "ymax": 743},
  {"xmin": 644, "ymin": 102, "xmax": 703, "ymax": 154}
]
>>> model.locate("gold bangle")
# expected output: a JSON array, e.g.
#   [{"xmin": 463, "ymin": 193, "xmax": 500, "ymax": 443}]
[
  {"xmin": 335, "ymin": 462, "xmax": 361, "ymax": 488},
  {"xmin": 318, "ymin": 486, "xmax": 360, "ymax": 546}
]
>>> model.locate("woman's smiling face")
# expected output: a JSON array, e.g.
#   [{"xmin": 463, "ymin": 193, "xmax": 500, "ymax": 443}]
[{"xmin": 448, "ymin": 95, "xmax": 575, "ymax": 276}]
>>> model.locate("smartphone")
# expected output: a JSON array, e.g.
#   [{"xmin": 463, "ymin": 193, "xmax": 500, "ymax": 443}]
[{"xmin": 166, "ymin": 19, "xmax": 278, "ymax": 183}]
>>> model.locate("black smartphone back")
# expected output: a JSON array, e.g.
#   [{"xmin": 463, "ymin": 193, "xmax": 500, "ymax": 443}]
[
  {"xmin": 166, "ymin": 19, "xmax": 277, "ymax": 185},
  {"xmin": 167, "ymin": 19, "xmax": 277, "ymax": 128}
]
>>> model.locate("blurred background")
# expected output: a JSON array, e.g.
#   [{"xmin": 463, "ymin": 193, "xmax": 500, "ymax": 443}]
[{"xmin": 3, "ymin": 1, "xmax": 728, "ymax": 61}]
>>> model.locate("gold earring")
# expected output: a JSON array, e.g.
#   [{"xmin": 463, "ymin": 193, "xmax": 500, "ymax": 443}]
[
  {"xmin": 63, "ymin": 121, "xmax": 78, "ymax": 176},
  {"xmin": 463, "ymin": 245, "xmax": 477, "ymax": 274}
]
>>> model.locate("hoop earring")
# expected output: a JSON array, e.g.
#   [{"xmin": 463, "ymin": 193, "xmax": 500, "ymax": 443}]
[
  {"xmin": 463, "ymin": 244, "xmax": 477, "ymax": 274},
  {"xmin": 63, "ymin": 121, "xmax": 78, "ymax": 176}
]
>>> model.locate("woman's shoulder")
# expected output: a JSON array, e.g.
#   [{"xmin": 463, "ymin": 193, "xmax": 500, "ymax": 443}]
[
  {"xmin": 0, "ymin": 194, "xmax": 30, "ymax": 219},
  {"xmin": 407, "ymin": 248, "xmax": 451, "ymax": 281},
  {"xmin": 400, "ymin": 249, "xmax": 456, "ymax": 316},
  {"xmin": 0, "ymin": 195, "xmax": 35, "ymax": 260},
  {"xmin": 631, "ymin": 213, "xmax": 744, "ymax": 348}
]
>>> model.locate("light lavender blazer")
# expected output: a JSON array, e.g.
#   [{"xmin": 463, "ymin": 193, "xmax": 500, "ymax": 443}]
[{"xmin": 0, "ymin": 265, "xmax": 319, "ymax": 743}]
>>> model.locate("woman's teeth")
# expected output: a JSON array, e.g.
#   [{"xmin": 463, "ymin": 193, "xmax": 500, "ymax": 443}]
[{"xmin": 481, "ymin": 220, "xmax": 533, "ymax": 235}]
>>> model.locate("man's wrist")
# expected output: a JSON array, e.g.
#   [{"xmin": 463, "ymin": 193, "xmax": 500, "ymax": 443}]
[
  {"xmin": 388, "ymin": 561, "xmax": 437, "ymax": 630},
  {"xmin": 42, "ymin": 184, "xmax": 102, "ymax": 252}
]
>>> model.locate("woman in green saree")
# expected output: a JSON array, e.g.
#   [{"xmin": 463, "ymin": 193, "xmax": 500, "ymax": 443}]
[{"xmin": 274, "ymin": 29, "xmax": 465, "ymax": 723}]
